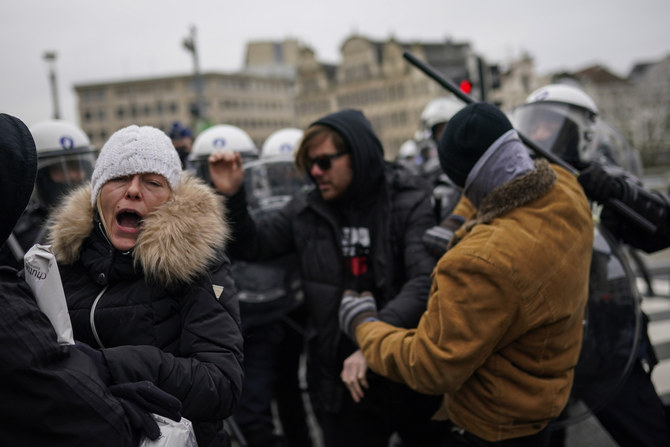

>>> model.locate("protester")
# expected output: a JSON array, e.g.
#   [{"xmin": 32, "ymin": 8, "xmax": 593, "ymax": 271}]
[
  {"xmin": 339, "ymin": 102, "xmax": 594, "ymax": 446},
  {"xmin": 0, "ymin": 113, "xmax": 183, "ymax": 446},
  {"xmin": 208, "ymin": 109, "xmax": 445, "ymax": 446},
  {"xmin": 46, "ymin": 124, "xmax": 244, "ymax": 446}
]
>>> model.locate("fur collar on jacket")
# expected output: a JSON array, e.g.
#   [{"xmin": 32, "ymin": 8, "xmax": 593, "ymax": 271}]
[
  {"xmin": 47, "ymin": 173, "xmax": 229, "ymax": 286},
  {"xmin": 449, "ymin": 159, "xmax": 556, "ymax": 248}
]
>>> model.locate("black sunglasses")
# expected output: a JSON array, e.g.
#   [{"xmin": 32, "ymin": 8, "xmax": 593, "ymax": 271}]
[{"xmin": 306, "ymin": 151, "xmax": 349, "ymax": 171}]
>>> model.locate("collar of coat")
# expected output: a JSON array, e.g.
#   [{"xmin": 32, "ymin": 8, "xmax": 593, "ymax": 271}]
[
  {"xmin": 449, "ymin": 159, "xmax": 557, "ymax": 248},
  {"xmin": 47, "ymin": 172, "xmax": 230, "ymax": 286}
]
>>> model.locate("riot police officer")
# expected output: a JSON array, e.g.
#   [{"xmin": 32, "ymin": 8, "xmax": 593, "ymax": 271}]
[
  {"xmin": 0, "ymin": 119, "xmax": 96, "ymax": 268},
  {"xmin": 515, "ymin": 83, "xmax": 670, "ymax": 447}
]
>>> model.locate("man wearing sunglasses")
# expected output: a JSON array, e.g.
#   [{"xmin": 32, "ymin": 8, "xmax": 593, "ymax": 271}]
[{"xmin": 209, "ymin": 109, "xmax": 444, "ymax": 446}]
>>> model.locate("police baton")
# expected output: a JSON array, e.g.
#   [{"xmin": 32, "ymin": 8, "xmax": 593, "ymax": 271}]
[{"xmin": 403, "ymin": 50, "xmax": 657, "ymax": 234}]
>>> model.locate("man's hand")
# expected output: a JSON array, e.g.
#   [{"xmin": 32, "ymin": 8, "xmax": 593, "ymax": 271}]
[
  {"xmin": 208, "ymin": 150, "xmax": 245, "ymax": 195},
  {"xmin": 338, "ymin": 290, "xmax": 378, "ymax": 342},
  {"xmin": 340, "ymin": 349, "xmax": 369, "ymax": 403}
]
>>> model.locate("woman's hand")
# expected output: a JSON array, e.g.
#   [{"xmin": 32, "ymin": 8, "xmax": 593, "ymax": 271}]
[
  {"xmin": 340, "ymin": 349, "xmax": 369, "ymax": 403},
  {"xmin": 208, "ymin": 150, "xmax": 245, "ymax": 196}
]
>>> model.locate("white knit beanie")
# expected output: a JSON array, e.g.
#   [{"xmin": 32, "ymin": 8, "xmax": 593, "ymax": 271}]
[{"xmin": 90, "ymin": 125, "xmax": 182, "ymax": 206}]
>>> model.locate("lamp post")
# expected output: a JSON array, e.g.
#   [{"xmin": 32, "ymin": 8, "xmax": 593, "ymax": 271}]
[
  {"xmin": 182, "ymin": 25, "xmax": 206, "ymax": 131},
  {"xmin": 43, "ymin": 51, "xmax": 61, "ymax": 120}
]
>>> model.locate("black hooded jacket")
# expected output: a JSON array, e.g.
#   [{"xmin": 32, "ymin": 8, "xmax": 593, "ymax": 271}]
[
  {"xmin": 0, "ymin": 113, "xmax": 137, "ymax": 446},
  {"xmin": 227, "ymin": 109, "xmax": 436, "ymax": 411}
]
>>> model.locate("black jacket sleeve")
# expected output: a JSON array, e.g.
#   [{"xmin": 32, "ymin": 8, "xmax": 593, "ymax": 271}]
[
  {"xmin": 101, "ymin": 257, "xmax": 244, "ymax": 422},
  {"xmin": 377, "ymin": 179, "xmax": 436, "ymax": 328},
  {"xmin": 0, "ymin": 268, "xmax": 136, "ymax": 447}
]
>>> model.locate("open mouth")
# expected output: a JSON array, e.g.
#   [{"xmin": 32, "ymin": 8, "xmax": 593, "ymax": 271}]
[{"xmin": 116, "ymin": 210, "xmax": 143, "ymax": 230}]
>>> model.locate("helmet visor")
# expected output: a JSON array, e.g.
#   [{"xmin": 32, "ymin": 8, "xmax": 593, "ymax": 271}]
[
  {"xmin": 190, "ymin": 156, "xmax": 212, "ymax": 185},
  {"xmin": 243, "ymin": 160, "xmax": 307, "ymax": 212},
  {"xmin": 515, "ymin": 103, "xmax": 581, "ymax": 164},
  {"xmin": 36, "ymin": 152, "xmax": 96, "ymax": 208}
]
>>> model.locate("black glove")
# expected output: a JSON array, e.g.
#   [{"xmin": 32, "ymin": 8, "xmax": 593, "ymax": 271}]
[
  {"xmin": 578, "ymin": 164, "xmax": 623, "ymax": 204},
  {"xmin": 109, "ymin": 381, "xmax": 182, "ymax": 441},
  {"xmin": 73, "ymin": 341, "xmax": 111, "ymax": 385},
  {"xmin": 338, "ymin": 290, "xmax": 378, "ymax": 342}
]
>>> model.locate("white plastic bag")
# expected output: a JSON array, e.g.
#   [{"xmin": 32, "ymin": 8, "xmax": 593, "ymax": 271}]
[
  {"xmin": 24, "ymin": 244, "xmax": 74, "ymax": 345},
  {"xmin": 140, "ymin": 415, "xmax": 198, "ymax": 447}
]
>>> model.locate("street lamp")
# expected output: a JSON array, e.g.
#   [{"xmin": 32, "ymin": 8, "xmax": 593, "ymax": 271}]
[
  {"xmin": 182, "ymin": 25, "xmax": 206, "ymax": 131},
  {"xmin": 43, "ymin": 51, "xmax": 61, "ymax": 120}
]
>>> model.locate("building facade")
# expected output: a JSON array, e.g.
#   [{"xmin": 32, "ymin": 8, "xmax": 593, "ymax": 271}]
[
  {"xmin": 75, "ymin": 72, "xmax": 296, "ymax": 149},
  {"xmin": 75, "ymin": 36, "xmax": 489, "ymax": 160},
  {"xmin": 490, "ymin": 53, "xmax": 550, "ymax": 113},
  {"xmin": 75, "ymin": 39, "xmax": 300, "ymax": 149},
  {"xmin": 295, "ymin": 35, "xmax": 491, "ymax": 159}
]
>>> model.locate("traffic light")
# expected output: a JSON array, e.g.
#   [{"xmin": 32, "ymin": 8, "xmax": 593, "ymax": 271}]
[{"xmin": 459, "ymin": 79, "xmax": 472, "ymax": 94}]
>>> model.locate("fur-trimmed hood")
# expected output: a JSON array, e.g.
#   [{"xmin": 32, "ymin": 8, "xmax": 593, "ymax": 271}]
[
  {"xmin": 47, "ymin": 172, "xmax": 230, "ymax": 286},
  {"xmin": 449, "ymin": 159, "xmax": 557, "ymax": 248}
]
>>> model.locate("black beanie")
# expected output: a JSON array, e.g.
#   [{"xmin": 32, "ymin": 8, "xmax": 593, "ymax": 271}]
[{"xmin": 438, "ymin": 102, "xmax": 513, "ymax": 187}]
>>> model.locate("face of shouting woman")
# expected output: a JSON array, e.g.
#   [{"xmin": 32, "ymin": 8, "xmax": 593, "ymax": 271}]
[{"xmin": 98, "ymin": 173, "xmax": 171, "ymax": 252}]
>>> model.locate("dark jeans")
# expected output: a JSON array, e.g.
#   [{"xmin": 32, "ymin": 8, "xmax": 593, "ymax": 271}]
[
  {"xmin": 441, "ymin": 423, "xmax": 550, "ymax": 447},
  {"xmin": 318, "ymin": 373, "xmax": 446, "ymax": 447}
]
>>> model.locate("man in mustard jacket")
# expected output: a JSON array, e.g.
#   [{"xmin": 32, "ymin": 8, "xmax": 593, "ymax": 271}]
[{"xmin": 339, "ymin": 102, "xmax": 594, "ymax": 446}]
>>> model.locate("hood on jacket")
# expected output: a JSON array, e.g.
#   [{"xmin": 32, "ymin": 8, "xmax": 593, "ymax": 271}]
[
  {"xmin": 47, "ymin": 172, "xmax": 230, "ymax": 286},
  {"xmin": 0, "ymin": 114, "xmax": 38, "ymax": 245},
  {"xmin": 310, "ymin": 109, "xmax": 385, "ymax": 202}
]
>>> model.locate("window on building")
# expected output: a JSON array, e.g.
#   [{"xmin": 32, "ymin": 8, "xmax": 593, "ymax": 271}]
[{"xmin": 82, "ymin": 88, "xmax": 105, "ymax": 103}]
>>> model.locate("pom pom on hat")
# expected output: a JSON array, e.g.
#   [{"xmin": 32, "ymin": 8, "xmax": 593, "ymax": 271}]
[
  {"xmin": 90, "ymin": 125, "xmax": 182, "ymax": 206},
  {"xmin": 438, "ymin": 102, "xmax": 513, "ymax": 187}
]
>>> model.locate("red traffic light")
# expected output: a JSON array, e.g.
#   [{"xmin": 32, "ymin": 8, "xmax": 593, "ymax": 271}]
[{"xmin": 459, "ymin": 79, "xmax": 472, "ymax": 94}]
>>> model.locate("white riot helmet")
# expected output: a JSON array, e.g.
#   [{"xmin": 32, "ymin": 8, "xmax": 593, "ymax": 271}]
[
  {"xmin": 420, "ymin": 96, "xmax": 465, "ymax": 142},
  {"xmin": 29, "ymin": 119, "xmax": 96, "ymax": 208},
  {"xmin": 261, "ymin": 128, "xmax": 303, "ymax": 159},
  {"xmin": 398, "ymin": 139, "xmax": 418, "ymax": 159},
  {"xmin": 514, "ymin": 84, "xmax": 599, "ymax": 166},
  {"xmin": 396, "ymin": 139, "xmax": 422, "ymax": 175},
  {"xmin": 190, "ymin": 124, "xmax": 259, "ymax": 182}
]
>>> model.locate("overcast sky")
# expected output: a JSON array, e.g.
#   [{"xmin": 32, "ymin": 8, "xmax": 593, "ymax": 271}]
[{"xmin": 3, "ymin": 0, "xmax": 669, "ymax": 128}]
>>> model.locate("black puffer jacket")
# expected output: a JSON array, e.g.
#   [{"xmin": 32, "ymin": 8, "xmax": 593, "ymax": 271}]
[
  {"xmin": 228, "ymin": 109, "xmax": 436, "ymax": 412},
  {"xmin": 48, "ymin": 175, "xmax": 244, "ymax": 447},
  {"xmin": 0, "ymin": 113, "xmax": 136, "ymax": 446}
]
